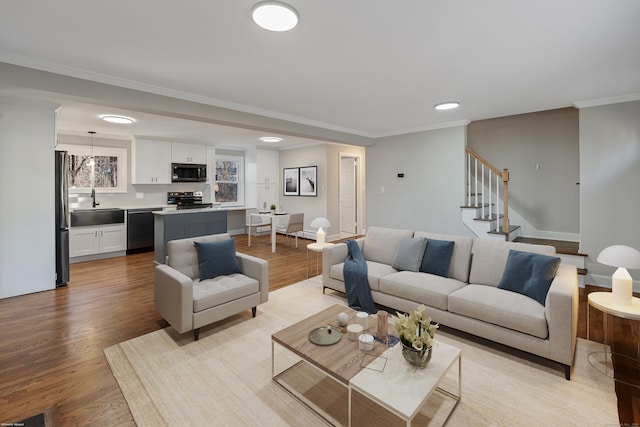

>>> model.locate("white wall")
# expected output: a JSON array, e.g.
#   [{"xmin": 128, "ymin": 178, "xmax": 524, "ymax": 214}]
[
  {"xmin": 0, "ymin": 97, "xmax": 58, "ymax": 298},
  {"xmin": 278, "ymin": 144, "xmax": 329, "ymax": 236},
  {"xmin": 366, "ymin": 126, "xmax": 473, "ymax": 235},
  {"xmin": 580, "ymin": 100, "xmax": 640, "ymax": 290}
]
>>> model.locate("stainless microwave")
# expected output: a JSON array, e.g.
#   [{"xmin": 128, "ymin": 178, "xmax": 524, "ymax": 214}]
[{"xmin": 172, "ymin": 163, "xmax": 207, "ymax": 182}]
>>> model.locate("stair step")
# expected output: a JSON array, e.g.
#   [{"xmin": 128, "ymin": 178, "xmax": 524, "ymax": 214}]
[
  {"xmin": 513, "ymin": 237, "xmax": 585, "ymax": 256},
  {"xmin": 488, "ymin": 225, "xmax": 521, "ymax": 235},
  {"xmin": 460, "ymin": 204, "xmax": 491, "ymax": 209},
  {"xmin": 474, "ymin": 214, "xmax": 503, "ymax": 221}
]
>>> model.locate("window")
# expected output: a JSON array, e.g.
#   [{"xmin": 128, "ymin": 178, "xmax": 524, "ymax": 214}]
[
  {"xmin": 58, "ymin": 144, "xmax": 127, "ymax": 193},
  {"xmin": 215, "ymin": 155, "xmax": 244, "ymax": 205}
]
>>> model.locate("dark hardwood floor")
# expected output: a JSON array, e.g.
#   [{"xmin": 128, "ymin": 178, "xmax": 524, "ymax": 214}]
[{"xmin": 0, "ymin": 234, "xmax": 631, "ymax": 425}]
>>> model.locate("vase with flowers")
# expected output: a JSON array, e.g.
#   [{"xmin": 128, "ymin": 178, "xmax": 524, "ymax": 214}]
[{"xmin": 393, "ymin": 305, "xmax": 439, "ymax": 368}]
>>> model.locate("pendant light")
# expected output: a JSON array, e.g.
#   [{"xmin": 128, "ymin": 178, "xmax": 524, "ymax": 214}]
[{"xmin": 88, "ymin": 131, "xmax": 96, "ymax": 166}]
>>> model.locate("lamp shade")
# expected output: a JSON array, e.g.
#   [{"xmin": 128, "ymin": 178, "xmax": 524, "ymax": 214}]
[
  {"xmin": 597, "ymin": 245, "xmax": 640, "ymax": 269},
  {"xmin": 310, "ymin": 217, "xmax": 331, "ymax": 229}
]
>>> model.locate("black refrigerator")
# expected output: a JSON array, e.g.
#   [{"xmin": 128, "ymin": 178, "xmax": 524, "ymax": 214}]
[{"xmin": 55, "ymin": 150, "xmax": 69, "ymax": 287}]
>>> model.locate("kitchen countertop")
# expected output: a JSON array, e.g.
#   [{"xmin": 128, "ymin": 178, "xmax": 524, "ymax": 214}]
[{"xmin": 153, "ymin": 206, "xmax": 251, "ymax": 215}]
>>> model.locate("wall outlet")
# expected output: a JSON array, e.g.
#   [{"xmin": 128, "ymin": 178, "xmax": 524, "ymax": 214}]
[{"xmin": 136, "ymin": 192, "xmax": 144, "ymax": 199}]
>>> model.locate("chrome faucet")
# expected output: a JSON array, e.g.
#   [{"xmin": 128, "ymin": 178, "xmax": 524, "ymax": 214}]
[{"xmin": 91, "ymin": 188, "xmax": 100, "ymax": 208}]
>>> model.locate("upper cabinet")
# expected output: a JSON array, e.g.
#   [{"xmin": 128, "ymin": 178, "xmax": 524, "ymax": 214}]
[
  {"xmin": 256, "ymin": 149, "xmax": 279, "ymax": 186},
  {"xmin": 131, "ymin": 139, "xmax": 172, "ymax": 184},
  {"xmin": 172, "ymin": 142, "xmax": 206, "ymax": 164}
]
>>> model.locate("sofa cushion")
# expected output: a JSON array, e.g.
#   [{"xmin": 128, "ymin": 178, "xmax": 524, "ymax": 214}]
[
  {"xmin": 414, "ymin": 232, "xmax": 473, "ymax": 282},
  {"xmin": 168, "ymin": 233, "xmax": 232, "ymax": 280},
  {"xmin": 448, "ymin": 284, "xmax": 548, "ymax": 339},
  {"xmin": 392, "ymin": 237, "xmax": 428, "ymax": 272},
  {"xmin": 194, "ymin": 239, "xmax": 241, "ymax": 281},
  {"xmin": 420, "ymin": 239, "xmax": 455, "ymax": 277},
  {"xmin": 468, "ymin": 239, "xmax": 556, "ymax": 287},
  {"xmin": 193, "ymin": 274, "xmax": 259, "ymax": 313},
  {"xmin": 498, "ymin": 250, "xmax": 561, "ymax": 305},
  {"xmin": 329, "ymin": 261, "xmax": 397, "ymax": 291},
  {"xmin": 362, "ymin": 226, "xmax": 414, "ymax": 265},
  {"xmin": 379, "ymin": 271, "xmax": 467, "ymax": 311}
]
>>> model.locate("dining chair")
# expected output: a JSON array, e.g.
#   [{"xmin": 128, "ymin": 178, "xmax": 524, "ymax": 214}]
[
  {"xmin": 276, "ymin": 213, "xmax": 304, "ymax": 248},
  {"xmin": 246, "ymin": 209, "xmax": 271, "ymax": 246}
]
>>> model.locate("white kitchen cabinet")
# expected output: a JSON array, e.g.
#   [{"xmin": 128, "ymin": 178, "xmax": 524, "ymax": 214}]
[
  {"xmin": 206, "ymin": 145, "xmax": 215, "ymax": 184},
  {"xmin": 132, "ymin": 139, "xmax": 172, "ymax": 184},
  {"xmin": 256, "ymin": 149, "xmax": 279, "ymax": 210},
  {"xmin": 172, "ymin": 142, "xmax": 206, "ymax": 164},
  {"xmin": 70, "ymin": 224, "xmax": 126, "ymax": 258},
  {"xmin": 257, "ymin": 149, "xmax": 279, "ymax": 185}
]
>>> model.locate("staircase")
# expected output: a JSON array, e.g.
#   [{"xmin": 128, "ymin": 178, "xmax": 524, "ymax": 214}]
[
  {"xmin": 461, "ymin": 147, "xmax": 521, "ymax": 241},
  {"xmin": 461, "ymin": 147, "xmax": 587, "ymax": 284}
]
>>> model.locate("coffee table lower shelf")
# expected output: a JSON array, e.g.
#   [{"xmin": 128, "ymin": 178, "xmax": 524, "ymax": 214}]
[{"xmin": 272, "ymin": 339, "xmax": 461, "ymax": 426}]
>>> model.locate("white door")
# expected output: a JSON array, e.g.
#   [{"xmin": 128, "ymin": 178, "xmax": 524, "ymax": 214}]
[{"xmin": 340, "ymin": 157, "xmax": 357, "ymax": 234}]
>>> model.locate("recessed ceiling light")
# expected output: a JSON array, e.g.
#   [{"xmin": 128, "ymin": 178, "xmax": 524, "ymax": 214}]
[
  {"xmin": 100, "ymin": 115, "xmax": 135, "ymax": 124},
  {"xmin": 434, "ymin": 102, "xmax": 460, "ymax": 111},
  {"xmin": 252, "ymin": 2, "xmax": 298, "ymax": 32},
  {"xmin": 259, "ymin": 136, "xmax": 283, "ymax": 143}
]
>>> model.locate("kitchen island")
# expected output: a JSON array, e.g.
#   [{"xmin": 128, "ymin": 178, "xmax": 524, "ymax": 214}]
[{"xmin": 153, "ymin": 207, "xmax": 248, "ymax": 264}]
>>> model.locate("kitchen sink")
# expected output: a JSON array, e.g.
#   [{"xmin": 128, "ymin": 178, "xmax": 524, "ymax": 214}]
[{"xmin": 70, "ymin": 208, "xmax": 125, "ymax": 227}]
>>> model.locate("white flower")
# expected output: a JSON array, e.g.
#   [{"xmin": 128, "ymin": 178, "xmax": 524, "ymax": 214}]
[{"xmin": 392, "ymin": 305, "xmax": 438, "ymax": 350}]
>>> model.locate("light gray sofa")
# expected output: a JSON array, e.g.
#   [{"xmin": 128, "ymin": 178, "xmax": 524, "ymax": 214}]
[
  {"xmin": 155, "ymin": 233, "xmax": 269, "ymax": 340},
  {"xmin": 322, "ymin": 226, "xmax": 579, "ymax": 379}
]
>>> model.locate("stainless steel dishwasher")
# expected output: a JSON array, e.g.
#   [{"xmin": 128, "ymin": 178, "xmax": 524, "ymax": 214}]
[{"xmin": 127, "ymin": 208, "xmax": 162, "ymax": 254}]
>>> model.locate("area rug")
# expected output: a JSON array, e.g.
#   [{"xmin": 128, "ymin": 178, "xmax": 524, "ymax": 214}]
[{"xmin": 104, "ymin": 279, "xmax": 618, "ymax": 426}]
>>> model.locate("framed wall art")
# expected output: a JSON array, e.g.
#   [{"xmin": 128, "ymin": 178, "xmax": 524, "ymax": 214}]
[
  {"xmin": 283, "ymin": 167, "xmax": 299, "ymax": 195},
  {"xmin": 299, "ymin": 166, "xmax": 317, "ymax": 197}
]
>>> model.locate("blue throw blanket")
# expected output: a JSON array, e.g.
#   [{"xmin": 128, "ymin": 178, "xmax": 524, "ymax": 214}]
[{"xmin": 343, "ymin": 240, "xmax": 376, "ymax": 314}]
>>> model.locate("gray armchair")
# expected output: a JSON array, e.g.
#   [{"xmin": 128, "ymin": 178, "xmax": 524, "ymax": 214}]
[{"xmin": 154, "ymin": 233, "xmax": 269, "ymax": 340}]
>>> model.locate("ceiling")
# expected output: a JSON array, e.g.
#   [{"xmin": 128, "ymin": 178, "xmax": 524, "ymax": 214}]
[{"xmin": 1, "ymin": 1, "xmax": 639, "ymax": 148}]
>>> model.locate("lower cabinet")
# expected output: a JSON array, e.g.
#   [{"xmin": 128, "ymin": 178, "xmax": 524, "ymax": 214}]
[{"xmin": 70, "ymin": 224, "xmax": 126, "ymax": 258}]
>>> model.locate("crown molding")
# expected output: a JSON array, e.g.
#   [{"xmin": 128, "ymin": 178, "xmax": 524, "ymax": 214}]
[{"xmin": 573, "ymin": 93, "xmax": 640, "ymax": 109}]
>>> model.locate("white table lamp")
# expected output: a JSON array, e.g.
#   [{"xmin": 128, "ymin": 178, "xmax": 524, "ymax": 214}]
[
  {"xmin": 597, "ymin": 245, "xmax": 640, "ymax": 306},
  {"xmin": 310, "ymin": 217, "xmax": 331, "ymax": 244}
]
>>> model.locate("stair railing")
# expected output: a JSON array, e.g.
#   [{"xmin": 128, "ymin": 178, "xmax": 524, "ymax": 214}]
[{"xmin": 465, "ymin": 147, "xmax": 510, "ymax": 232}]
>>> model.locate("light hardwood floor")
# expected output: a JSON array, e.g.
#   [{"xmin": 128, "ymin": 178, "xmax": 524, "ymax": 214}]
[{"xmin": 0, "ymin": 234, "xmax": 625, "ymax": 425}]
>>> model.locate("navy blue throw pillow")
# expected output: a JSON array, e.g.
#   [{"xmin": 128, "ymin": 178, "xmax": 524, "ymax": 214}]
[
  {"xmin": 420, "ymin": 239, "xmax": 455, "ymax": 278},
  {"xmin": 194, "ymin": 239, "xmax": 241, "ymax": 281},
  {"xmin": 497, "ymin": 250, "xmax": 561, "ymax": 306}
]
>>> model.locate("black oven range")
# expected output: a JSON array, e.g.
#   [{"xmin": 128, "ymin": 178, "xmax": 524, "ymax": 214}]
[{"xmin": 167, "ymin": 191, "xmax": 213, "ymax": 210}]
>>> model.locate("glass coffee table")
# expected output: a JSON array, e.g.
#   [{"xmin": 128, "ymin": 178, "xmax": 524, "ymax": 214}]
[{"xmin": 271, "ymin": 304, "xmax": 461, "ymax": 426}]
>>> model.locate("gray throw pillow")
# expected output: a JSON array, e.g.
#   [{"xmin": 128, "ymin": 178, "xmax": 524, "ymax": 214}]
[
  {"xmin": 194, "ymin": 239, "xmax": 241, "ymax": 281},
  {"xmin": 420, "ymin": 238, "xmax": 455, "ymax": 278},
  {"xmin": 392, "ymin": 237, "xmax": 428, "ymax": 272},
  {"xmin": 498, "ymin": 249, "xmax": 561, "ymax": 305}
]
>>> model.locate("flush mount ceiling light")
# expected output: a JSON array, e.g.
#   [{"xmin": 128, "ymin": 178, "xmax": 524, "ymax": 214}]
[
  {"xmin": 252, "ymin": 2, "xmax": 298, "ymax": 32},
  {"xmin": 434, "ymin": 102, "xmax": 460, "ymax": 111},
  {"xmin": 100, "ymin": 115, "xmax": 135, "ymax": 124},
  {"xmin": 259, "ymin": 136, "xmax": 283, "ymax": 143}
]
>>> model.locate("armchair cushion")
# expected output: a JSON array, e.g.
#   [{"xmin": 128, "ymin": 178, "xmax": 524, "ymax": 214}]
[{"xmin": 194, "ymin": 239, "xmax": 241, "ymax": 281}]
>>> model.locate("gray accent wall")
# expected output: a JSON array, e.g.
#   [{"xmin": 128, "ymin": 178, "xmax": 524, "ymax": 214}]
[
  {"xmin": 467, "ymin": 108, "xmax": 580, "ymax": 235},
  {"xmin": 366, "ymin": 126, "xmax": 473, "ymax": 235},
  {"xmin": 580, "ymin": 101, "xmax": 640, "ymax": 289}
]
